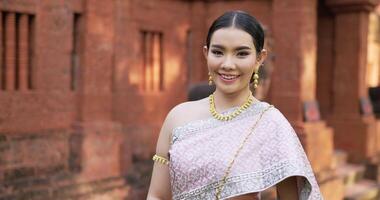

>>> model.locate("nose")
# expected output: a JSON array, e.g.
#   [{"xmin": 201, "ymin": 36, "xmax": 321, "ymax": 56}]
[{"xmin": 221, "ymin": 56, "xmax": 235, "ymax": 70}]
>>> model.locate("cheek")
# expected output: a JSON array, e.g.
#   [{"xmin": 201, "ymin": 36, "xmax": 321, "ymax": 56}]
[
  {"xmin": 237, "ymin": 60, "xmax": 256, "ymax": 73},
  {"xmin": 207, "ymin": 56, "xmax": 221, "ymax": 69}
]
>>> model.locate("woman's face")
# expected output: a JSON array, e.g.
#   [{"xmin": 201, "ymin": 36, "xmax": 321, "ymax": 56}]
[{"xmin": 204, "ymin": 27, "xmax": 264, "ymax": 95}]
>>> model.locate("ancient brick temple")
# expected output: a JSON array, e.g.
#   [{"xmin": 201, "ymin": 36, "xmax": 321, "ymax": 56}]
[{"xmin": 2, "ymin": 0, "xmax": 380, "ymax": 199}]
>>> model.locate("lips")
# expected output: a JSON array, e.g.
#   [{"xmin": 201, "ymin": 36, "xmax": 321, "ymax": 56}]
[{"xmin": 218, "ymin": 73, "xmax": 240, "ymax": 83}]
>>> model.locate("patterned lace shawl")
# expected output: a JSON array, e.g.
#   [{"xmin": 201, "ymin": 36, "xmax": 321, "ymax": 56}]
[{"xmin": 168, "ymin": 101, "xmax": 323, "ymax": 200}]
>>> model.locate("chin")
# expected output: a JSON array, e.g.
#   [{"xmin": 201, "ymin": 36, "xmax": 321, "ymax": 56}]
[
  {"xmin": 215, "ymin": 85, "xmax": 240, "ymax": 95},
  {"xmin": 215, "ymin": 82, "xmax": 250, "ymax": 94}
]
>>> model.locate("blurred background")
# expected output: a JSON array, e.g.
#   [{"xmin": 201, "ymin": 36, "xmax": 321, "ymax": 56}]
[{"xmin": 2, "ymin": 0, "xmax": 380, "ymax": 199}]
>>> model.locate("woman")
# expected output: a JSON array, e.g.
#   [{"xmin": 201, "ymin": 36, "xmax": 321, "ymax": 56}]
[{"xmin": 147, "ymin": 11, "xmax": 323, "ymax": 200}]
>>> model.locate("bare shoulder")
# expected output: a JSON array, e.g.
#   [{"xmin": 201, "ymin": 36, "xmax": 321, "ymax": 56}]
[
  {"xmin": 155, "ymin": 98, "xmax": 209, "ymax": 155},
  {"xmin": 170, "ymin": 97, "xmax": 208, "ymax": 114},
  {"xmin": 165, "ymin": 97, "xmax": 210, "ymax": 130}
]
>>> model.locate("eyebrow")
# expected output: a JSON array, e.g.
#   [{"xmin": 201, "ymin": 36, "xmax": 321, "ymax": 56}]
[{"xmin": 210, "ymin": 44, "xmax": 252, "ymax": 51}]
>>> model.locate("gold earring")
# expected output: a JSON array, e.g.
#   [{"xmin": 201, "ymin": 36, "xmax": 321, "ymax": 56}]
[
  {"xmin": 253, "ymin": 70, "xmax": 259, "ymax": 89},
  {"xmin": 208, "ymin": 72, "xmax": 213, "ymax": 85}
]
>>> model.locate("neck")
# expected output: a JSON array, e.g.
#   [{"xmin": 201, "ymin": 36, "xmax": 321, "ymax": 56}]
[{"xmin": 213, "ymin": 87, "xmax": 252, "ymax": 112}]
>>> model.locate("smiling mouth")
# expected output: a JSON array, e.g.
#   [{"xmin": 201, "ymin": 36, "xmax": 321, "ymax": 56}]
[{"xmin": 219, "ymin": 73, "xmax": 240, "ymax": 81}]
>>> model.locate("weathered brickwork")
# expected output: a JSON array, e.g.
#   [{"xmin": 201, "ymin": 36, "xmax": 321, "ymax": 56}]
[{"xmin": 1, "ymin": 0, "xmax": 380, "ymax": 199}]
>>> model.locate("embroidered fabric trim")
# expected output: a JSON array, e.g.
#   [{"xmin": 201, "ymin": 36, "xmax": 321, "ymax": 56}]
[
  {"xmin": 173, "ymin": 160, "xmax": 317, "ymax": 200},
  {"xmin": 172, "ymin": 102, "xmax": 268, "ymax": 144}
]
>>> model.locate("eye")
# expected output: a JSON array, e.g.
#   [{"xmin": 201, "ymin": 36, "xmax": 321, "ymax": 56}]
[
  {"xmin": 237, "ymin": 51, "xmax": 250, "ymax": 57},
  {"xmin": 211, "ymin": 49, "xmax": 223, "ymax": 56}
]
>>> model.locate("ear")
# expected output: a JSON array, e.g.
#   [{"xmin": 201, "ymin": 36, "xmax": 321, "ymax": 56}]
[
  {"xmin": 256, "ymin": 49, "xmax": 268, "ymax": 70},
  {"xmin": 203, "ymin": 46, "xmax": 208, "ymax": 59}
]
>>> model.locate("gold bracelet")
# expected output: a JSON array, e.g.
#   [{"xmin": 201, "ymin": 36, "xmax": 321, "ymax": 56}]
[{"xmin": 152, "ymin": 154, "xmax": 169, "ymax": 165}]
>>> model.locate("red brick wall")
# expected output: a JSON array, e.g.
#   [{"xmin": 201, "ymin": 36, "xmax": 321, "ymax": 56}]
[
  {"xmin": 0, "ymin": 0, "xmax": 356, "ymax": 199},
  {"xmin": 112, "ymin": 0, "xmax": 191, "ymax": 160},
  {"xmin": 0, "ymin": 0, "xmax": 128, "ymax": 199}
]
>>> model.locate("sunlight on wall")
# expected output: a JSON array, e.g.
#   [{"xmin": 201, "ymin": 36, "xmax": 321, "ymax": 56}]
[
  {"xmin": 128, "ymin": 70, "xmax": 141, "ymax": 88},
  {"xmin": 301, "ymin": 40, "xmax": 317, "ymax": 101},
  {"xmin": 128, "ymin": 49, "xmax": 182, "ymax": 92},
  {"xmin": 367, "ymin": 13, "xmax": 380, "ymax": 87},
  {"xmin": 164, "ymin": 57, "xmax": 182, "ymax": 87}
]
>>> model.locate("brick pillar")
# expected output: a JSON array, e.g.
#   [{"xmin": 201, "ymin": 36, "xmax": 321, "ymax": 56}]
[
  {"xmin": 18, "ymin": 14, "xmax": 29, "ymax": 91},
  {"xmin": 317, "ymin": 3, "xmax": 335, "ymax": 119},
  {"xmin": 74, "ymin": 0, "xmax": 129, "ymax": 198},
  {"xmin": 273, "ymin": 0, "xmax": 343, "ymax": 199},
  {"xmin": 189, "ymin": 1, "xmax": 207, "ymax": 84},
  {"xmin": 5, "ymin": 13, "xmax": 16, "ymax": 91},
  {"xmin": 0, "ymin": 12, "xmax": 3, "ymax": 90},
  {"xmin": 326, "ymin": 0, "xmax": 378, "ymax": 163}
]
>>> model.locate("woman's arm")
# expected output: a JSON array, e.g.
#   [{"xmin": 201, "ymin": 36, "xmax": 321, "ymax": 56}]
[
  {"xmin": 147, "ymin": 161, "xmax": 171, "ymax": 200},
  {"xmin": 276, "ymin": 176, "xmax": 299, "ymax": 200},
  {"xmin": 147, "ymin": 109, "xmax": 176, "ymax": 200}
]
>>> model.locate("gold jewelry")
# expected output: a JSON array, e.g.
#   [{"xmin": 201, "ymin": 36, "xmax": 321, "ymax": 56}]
[
  {"xmin": 208, "ymin": 72, "xmax": 213, "ymax": 85},
  {"xmin": 215, "ymin": 105, "xmax": 273, "ymax": 200},
  {"xmin": 209, "ymin": 93, "xmax": 255, "ymax": 121},
  {"xmin": 152, "ymin": 154, "xmax": 169, "ymax": 165},
  {"xmin": 253, "ymin": 69, "xmax": 259, "ymax": 89}
]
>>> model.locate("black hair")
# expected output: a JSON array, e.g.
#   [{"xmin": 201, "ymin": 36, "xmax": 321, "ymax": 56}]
[{"xmin": 206, "ymin": 10, "xmax": 265, "ymax": 54}]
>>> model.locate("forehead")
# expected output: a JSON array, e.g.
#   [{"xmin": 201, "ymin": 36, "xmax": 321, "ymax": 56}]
[{"xmin": 210, "ymin": 27, "xmax": 254, "ymax": 48}]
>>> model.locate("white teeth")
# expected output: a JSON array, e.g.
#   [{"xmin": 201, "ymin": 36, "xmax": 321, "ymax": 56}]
[{"xmin": 221, "ymin": 74, "xmax": 238, "ymax": 80}]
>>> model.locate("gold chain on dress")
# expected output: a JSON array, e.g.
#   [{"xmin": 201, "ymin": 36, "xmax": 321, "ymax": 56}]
[{"xmin": 215, "ymin": 105, "xmax": 274, "ymax": 200}]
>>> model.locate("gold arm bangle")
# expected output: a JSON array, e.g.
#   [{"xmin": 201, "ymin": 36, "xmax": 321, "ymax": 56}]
[{"xmin": 152, "ymin": 154, "xmax": 169, "ymax": 165}]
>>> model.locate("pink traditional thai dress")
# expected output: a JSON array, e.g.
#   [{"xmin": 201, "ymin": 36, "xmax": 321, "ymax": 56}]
[{"xmin": 168, "ymin": 100, "xmax": 323, "ymax": 200}]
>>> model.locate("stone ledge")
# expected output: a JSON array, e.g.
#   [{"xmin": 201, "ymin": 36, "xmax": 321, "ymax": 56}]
[
  {"xmin": 326, "ymin": 0, "xmax": 379, "ymax": 12},
  {"xmin": 0, "ymin": 176, "xmax": 129, "ymax": 200}
]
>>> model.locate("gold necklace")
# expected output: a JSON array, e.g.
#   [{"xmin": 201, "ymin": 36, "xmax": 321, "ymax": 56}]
[{"xmin": 209, "ymin": 93, "xmax": 255, "ymax": 121}]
